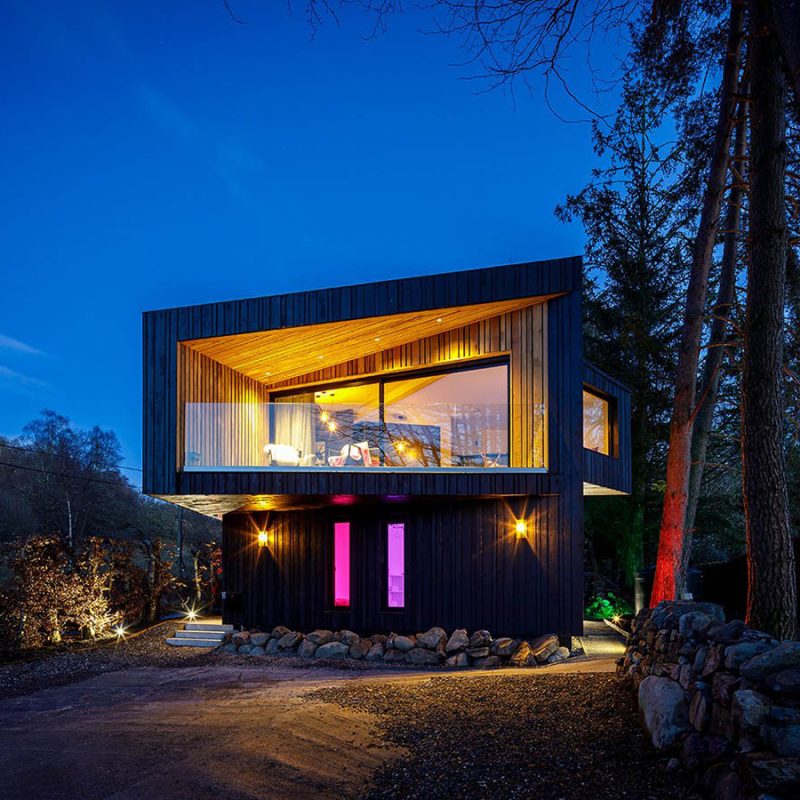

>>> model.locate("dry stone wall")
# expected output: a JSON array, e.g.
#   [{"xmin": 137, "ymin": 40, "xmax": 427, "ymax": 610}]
[
  {"xmin": 221, "ymin": 625, "xmax": 573, "ymax": 668},
  {"xmin": 619, "ymin": 600, "xmax": 800, "ymax": 799}
]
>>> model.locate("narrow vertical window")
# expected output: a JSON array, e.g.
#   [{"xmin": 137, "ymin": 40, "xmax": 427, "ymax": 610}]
[
  {"xmin": 387, "ymin": 522, "xmax": 405, "ymax": 608},
  {"xmin": 333, "ymin": 521, "xmax": 350, "ymax": 607}
]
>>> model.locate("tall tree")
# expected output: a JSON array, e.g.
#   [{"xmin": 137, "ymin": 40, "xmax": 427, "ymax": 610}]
[
  {"xmin": 650, "ymin": 0, "xmax": 746, "ymax": 603},
  {"xmin": 741, "ymin": 0, "xmax": 796, "ymax": 639}
]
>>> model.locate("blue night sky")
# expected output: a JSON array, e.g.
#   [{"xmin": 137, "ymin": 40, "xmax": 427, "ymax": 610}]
[{"xmin": 0, "ymin": 1, "xmax": 625, "ymax": 482}]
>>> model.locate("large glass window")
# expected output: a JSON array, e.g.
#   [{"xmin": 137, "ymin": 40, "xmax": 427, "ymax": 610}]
[
  {"xmin": 383, "ymin": 364, "xmax": 509, "ymax": 468},
  {"xmin": 272, "ymin": 361, "xmax": 510, "ymax": 469},
  {"xmin": 333, "ymin": 522, "xmax": 350, "ymax": 607},
  {"xmin": 387, "ymin": 522, "xmax": 405, "ymax": 608},
  {"xmin": 583, "ymin": 389, "xmax": 611, "ymax": 455}
]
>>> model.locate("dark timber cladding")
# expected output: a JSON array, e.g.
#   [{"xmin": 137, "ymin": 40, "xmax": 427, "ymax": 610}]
[
  {"xmin": 143, "ymin": 257, "xmax": 587, "ymax": 637},
  {"xmin": 583, "ymin": 362, "xmax": 632, "ymax": 495},
  {"xmin": 223, "ymin": 497, "xmax": 566, "ymax": 637}
]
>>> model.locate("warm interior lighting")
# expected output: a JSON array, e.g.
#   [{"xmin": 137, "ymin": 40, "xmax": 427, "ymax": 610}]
[
  {"xmin": 515, "ymin": 519, "xmax": 527, "ymax": 538},
  {"xmin": 327, "ymin": 420, "xmax": 337, "ymax": 432},
  {"xmin": 257, "ymin": 530, "xmax": 270, "ymax": 547},
  {"xmin": 436, "ymin": 317, "xmax": 443, "ymax": 323},
  {"xmin": 320, "ymin": 410, "xmax": 330, "ymax": 422}
]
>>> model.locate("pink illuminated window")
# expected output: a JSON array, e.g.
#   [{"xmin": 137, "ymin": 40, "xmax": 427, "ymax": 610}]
[
  {"xmin": 333, "ymin": 522, "xmax": 350, "ymax": 607},
  {"xmin": 387, "ymin": 522, "xmax": 405, "ymax": 608}
]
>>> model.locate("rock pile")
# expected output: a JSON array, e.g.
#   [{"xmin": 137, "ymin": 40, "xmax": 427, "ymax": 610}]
[
  {"xmin": 619, "ymin": 600, "xmax": 800, "ymax": 798},
  {"xmin": 221, "ymin": 625, "xmax": 571, "ymax": 669}
]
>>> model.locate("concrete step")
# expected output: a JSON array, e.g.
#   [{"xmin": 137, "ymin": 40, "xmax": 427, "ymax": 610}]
[
  {"xmin": 184, "ymin": 622, "xmax": 234, "ymax": 632},
  {"xmin": 165, "ymin": 637, "xmax": 222, "ymax": 648},
  {"xmin": 175, "ymin": 630, "xmax": 226, "ymax": 640}
]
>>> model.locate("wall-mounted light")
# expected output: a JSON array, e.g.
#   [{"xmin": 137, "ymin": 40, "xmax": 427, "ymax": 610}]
[
  {"xmin": 257, "ymin": 530, "xmax": 270, "ymax": 547},
  {"xmin": 515, "ymin": 519, "xmax": 528, "ymax": 538}
]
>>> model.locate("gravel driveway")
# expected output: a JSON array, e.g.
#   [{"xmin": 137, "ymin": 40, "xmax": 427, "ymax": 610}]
[{"xmin": 0, "ymin": 641, "xmax": 698, "ymax": 800}]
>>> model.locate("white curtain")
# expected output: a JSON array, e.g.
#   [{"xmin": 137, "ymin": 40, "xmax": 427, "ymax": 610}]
[{"xmin": 273, "ymin": 392, "xmax": 314, "ymax": 459}]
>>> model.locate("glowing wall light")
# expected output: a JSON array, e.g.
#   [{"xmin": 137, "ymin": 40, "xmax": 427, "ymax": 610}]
[
  {"xmin": 515, "ymin": 519, "xmax": 528, "ymax": 538},
  {"xmin": 257, "ymin": 530, "xmax": 270, "ymax": 547}
]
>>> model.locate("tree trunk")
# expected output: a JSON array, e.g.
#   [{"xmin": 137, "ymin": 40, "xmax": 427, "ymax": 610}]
[
  {"xmin": 742, "ymin": 0, "xmax": 797, "ymax": 640},
  {"xmin": 773, "ymin": 0, "xmax": 800, "ymax": 104},
  {"xmin": 650, "ymin": 0, "xmax": 746, "ymax": 605},
  {"xmin": 683, "ymin": 103, "xmax": 747, "ymax": 573}
]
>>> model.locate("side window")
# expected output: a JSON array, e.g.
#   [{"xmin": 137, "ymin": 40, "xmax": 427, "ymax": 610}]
[
  {"xmin": 583, "ymin": 389, "xmax": 611, "ymax": 455},
  {"xmin": 387, "ymin": 522, "xmax": 405, "ymax": 608},
  {"xmin": 333, "ymin": 521, "xmax": 350, "ymax": 607}
]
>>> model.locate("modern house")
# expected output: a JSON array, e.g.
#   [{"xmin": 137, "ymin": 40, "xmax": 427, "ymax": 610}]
[{"xmin": 143, "ymin": 258, "xmax": 630, "ymax": 639}]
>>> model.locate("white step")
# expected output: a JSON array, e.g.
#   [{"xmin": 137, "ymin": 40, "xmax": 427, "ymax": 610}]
[
  {"xmin": 165, "ymin": 637, "xmax": 221, "ymax": 648},
  {"xmin": 175, "ymin": 630, "xmax": 226, "ymax": 640},
  {"xmin": 184, "ymin": 622, "xmax": 234, "ymax": 632}
]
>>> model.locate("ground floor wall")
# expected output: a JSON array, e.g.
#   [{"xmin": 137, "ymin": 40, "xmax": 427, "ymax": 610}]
[{"xmin": 221, "ymin": 495, "xmax": 583, "ymax": 637}]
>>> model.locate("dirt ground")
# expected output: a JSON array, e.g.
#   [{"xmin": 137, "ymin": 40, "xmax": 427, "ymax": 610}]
[{"xmin": 0, "ymin": 651, "xmax": 699, "ymax": 800}]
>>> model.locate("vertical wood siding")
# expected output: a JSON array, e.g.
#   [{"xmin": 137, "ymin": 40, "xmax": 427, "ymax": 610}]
[
  {"xmin": 178, "ymin": 345, "xmax": 270, "ymax": 468},
  {"xmin": 222, "ymin": 496, "xmax": 573, "ymax": 637}
]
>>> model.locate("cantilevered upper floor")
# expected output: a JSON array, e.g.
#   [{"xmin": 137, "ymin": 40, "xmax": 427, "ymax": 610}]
[{"xmin": 143, "ymin": 258, "xmax": 630, "ymax": 514}]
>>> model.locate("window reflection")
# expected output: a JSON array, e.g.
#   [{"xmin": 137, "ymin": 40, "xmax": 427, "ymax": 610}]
[{"xmin": 583, "ymin": 390, "xmax": 610, "ymax": 455}]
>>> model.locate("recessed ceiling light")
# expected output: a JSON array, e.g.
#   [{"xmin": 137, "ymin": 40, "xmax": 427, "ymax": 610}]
[
  {"xmin": 374, "ymin": 336, "xmax": 381, "ymax": 342},
  {"xmin": 436, "ymin": 317, "xmax": 443, "ymax": 323},
  {"xmin": 318, "ymin": 355, "xmax": 324, "ymax": 360},
  {"xmin": 264, "ymin": 371, "xmax": 272, "ymax": 376}
]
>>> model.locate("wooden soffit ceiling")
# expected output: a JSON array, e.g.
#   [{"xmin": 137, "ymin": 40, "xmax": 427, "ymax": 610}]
[{"xmin": 181, "ymin": 295, "xmax": 552, "ymax": 386}]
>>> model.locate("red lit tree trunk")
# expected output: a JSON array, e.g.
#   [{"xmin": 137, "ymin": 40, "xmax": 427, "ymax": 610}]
[
  {"xmin": 650, "ymin": 0, "xmax": 746, "ymax": 605},
  {"xmin": 683, "ymin": 104, "xmax": 747, "ymax": 576},
  {"xmin": 742, "ymin": 0, "xmax": 797, "ymax": 640}
]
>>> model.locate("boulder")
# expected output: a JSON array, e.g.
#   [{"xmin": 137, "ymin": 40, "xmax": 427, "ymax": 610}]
[
  {"xmin": 724, "ymin": 641, "xmax": 776, "ymax": 670},
  {"xmin": 711, "ymin": 671, "xmax": 740, "ymax": 706},
  {"xmin": 297, "ymin": 639, "xmax": 319, "ymax": 658},
  {"xmin": 271, "ymin": 625, "xmax": 291, "ymax": 639},
  {"xmin": 510, "ymin": 641, "xmax": 537, "ymax": 667},
  {"xmin": 391, "ymin": 635, "xmax": 416, "ymax": 653},
  {"xmin": 689, "ymin": 688, "xmax": 711, "ymax": 732},
  {"xmin": 232, "ymin": 631, "xmax": 251, "ymax": 646},
  {"xmin": 713, "ymin": 619, "xmax": 747, "ymax": 644},
  {"xmin": 383, "ymin": 649, "xmax": 407, "ymax": 665},
  {"xmin": 265, "ymin": 638, "xmax": 281, "ymax": 655},
  {"xmin": 250, "ymin": 632, "xmax": 269, "ymax": 647},
  {"xmin": 221, "ymin": 642, "xmax": 237, "ymax": 653},
  {"xmin": 315, "ymin": 641, "xmax": 350, "ymax": 659},
  {"xmin": 638, "ymin": 675, "xmax": 690, "ymax": 749},
  {"xmin": 491, "ymin": 637, "xmax": 520, "ymax": 657},
  {"xmin": 765, "ymin": 666, "xmax": 800, "ymax": 698},
  {"xmin": 679, "ymin": 612, "xmax": 713, "ymax": 638},
  {"xmin": 416, "ymin": 627, "xmax": 447, "ymax": 650},
  {"xmin": 365, "ymin": 642, "xmax": 385, "ymax": 661},
  {"xmin": 237, "ymin": 644, "xmax": 253, "ymax": 655},
  {"xmin": 335, "ymin": 629, "xmax": 360, "ymax": 646},
  {"xmin": 445, "ymin": 652, "xmax": 469, "ymax": 668},
  {"xmin": 745, "ymin": 754, "xmax": 800, "ymax": 791},
  {"xmin": 370, "ymin": 633, "xmax": 388, "ymax": 645},
  {"xmin": 305, "ymin": 629, "xmax": 334, "ymax": 646},
  {"xmin": 731, "ymin": 689, "xmax": 772, "ymax": 730},
  {"xmin": 406, "ymin": 647, "xmax": 442, "ymax": 666},
  {"xmin": 469, "ymin": 630, "xmax": 492, "ymax": 648},
  {"xmin": 762, "ymin": 723, "xmax": 800, "ymax": 758},
  {"xmin": 249, "ymin": 646, "xmax": 266, "ymax": 656},
  {"xmin": 445, "ymin": 629, "xmax": 469, "ymax": 653},
  {"xmin": 277, "ymin": 631, "xmax": 303, "ymax": 650},
  {"xmin": 741, "ymin": 642, "xmax": 800, "ymax": 682},
  {"xmin": 530, "ymin": 634, "xmax": 559, "ymax": 663},
  {"xmin": 473, "ymin": 655, "xmax": 502, "ymax": 669},
  {"xmin": 546, "ymin": 646, "xmax": 570, "ymax": 665},
  {"xmin": 465, "ymin": 647, "xmax": 490, "ymax": 659},
  {"xmin": 349, "ymin": 639, "xmax": 372, "ymax": 660}
]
